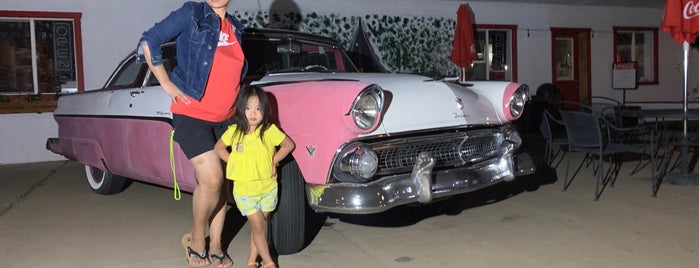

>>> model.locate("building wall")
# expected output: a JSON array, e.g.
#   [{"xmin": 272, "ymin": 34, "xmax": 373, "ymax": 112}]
[{"xmin": 0, "ymin": 0, "xmax": 690, "ymax": 164}]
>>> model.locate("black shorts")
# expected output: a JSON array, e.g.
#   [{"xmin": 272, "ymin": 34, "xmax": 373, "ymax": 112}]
[{"xmin": 172, "ymin": 114, "xmax": 229, "ymax": 159}]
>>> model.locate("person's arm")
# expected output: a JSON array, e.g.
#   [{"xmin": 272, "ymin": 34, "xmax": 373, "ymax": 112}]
[
  {"xmin": 137, "ymin": 3, "xmax": 193, "ymax": 104},
  {"xmin": 214, "ymin": 139, "xmax": 230, "ymax": 162},
  {"xmin": 140, "ymin": 45, "xmax": 190, "ymax": 105},
  {"xmin": 272, "ymin": 136, "xmax": 295, "ymax": 176}
]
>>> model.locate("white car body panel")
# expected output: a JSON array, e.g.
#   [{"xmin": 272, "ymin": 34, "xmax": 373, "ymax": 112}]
[
  {"xmin": 54, "ymin": 86, "xmax": 172, "ymax": 118},
  {"xmin": 255, "ymin": 73, "xmax": 514, "ymax": 136}
]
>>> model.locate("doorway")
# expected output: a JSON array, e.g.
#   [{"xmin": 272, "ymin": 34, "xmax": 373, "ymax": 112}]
[{"xmin": 550, "ymin": 28, "xmax": 591, "ymax": 104}]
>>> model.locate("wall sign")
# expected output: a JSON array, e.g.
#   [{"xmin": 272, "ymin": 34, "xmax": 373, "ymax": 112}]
[
  {"xmin": 53, "ymin": 22, "xmax": 74, "ymax": 76},
  {"xmin": 612, "ymin": 62, "xmax": 637, "ymax": 89}
]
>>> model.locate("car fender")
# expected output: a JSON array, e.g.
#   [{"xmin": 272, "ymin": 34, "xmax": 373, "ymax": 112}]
[
  {"xmin": 466, "ymin": 81, "xmax": 527, "ymax": 121},
  {"xmin": 264, "ymin": 80, "xmax": 377, "ymax": 185}
]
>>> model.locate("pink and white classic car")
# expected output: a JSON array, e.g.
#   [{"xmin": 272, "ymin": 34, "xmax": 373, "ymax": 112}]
[{"xmin": 47, "ymin": 28, "xmax": 534, "ymax": 254}]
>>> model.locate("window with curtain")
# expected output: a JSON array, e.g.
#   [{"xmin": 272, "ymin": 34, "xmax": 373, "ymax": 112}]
[{"xmin": 613, "ymin": 27, "xmax": 658, "ymax": 85}]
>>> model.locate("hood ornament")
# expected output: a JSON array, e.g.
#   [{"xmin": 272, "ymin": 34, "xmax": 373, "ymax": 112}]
[{"xmin": 455, "ymin": 97, "xmax": 464, "ymax": 110}]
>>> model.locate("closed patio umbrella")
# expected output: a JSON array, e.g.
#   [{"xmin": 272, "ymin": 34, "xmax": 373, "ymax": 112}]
[
  {"xmin": 450, "ymin": 3, "xmax": 477, "ymax": 82},
  {"xmin": 661, "ymin": 0, "xmax": 699, "ymax": 183}
]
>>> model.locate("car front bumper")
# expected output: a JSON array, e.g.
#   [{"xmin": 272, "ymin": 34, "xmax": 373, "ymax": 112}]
[{"xmin": 306, "ymin": 152, "xmax": 535, "ymax": 214}]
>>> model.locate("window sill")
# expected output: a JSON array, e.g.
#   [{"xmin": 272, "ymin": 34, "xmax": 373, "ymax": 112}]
[{"xmin": 0, "ymin": 99, "xmax": 57, "ymax": 114}]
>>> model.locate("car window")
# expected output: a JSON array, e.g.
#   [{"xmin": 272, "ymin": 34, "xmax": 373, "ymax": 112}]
[
  {"xmin": 243, "ymin": 37, "xmax": 357, "ymax": 76},
  {"xmin": 106, "ymin": 45, "xmax": 176, "ymax": 89},
  {"xmin": 108, "ymin": 56, "xmax": 147, "ymax": 88},
  {"xmin": 146, "ymin": 46, "xmax": 177, "ymax": 86}
]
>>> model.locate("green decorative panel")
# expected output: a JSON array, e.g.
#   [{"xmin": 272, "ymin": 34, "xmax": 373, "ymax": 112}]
[{"xmin": 233, "ymin": 11, "xmax": 460, "ymax": 77}]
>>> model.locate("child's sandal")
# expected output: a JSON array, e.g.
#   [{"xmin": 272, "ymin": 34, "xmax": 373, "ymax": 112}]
[{"xmin": 246, "ymin": 261, "xmax": 260, "ymax": 268}]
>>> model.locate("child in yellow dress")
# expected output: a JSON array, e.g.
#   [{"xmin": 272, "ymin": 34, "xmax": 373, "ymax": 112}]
[{"xmin": 214, "ymin": 85, "xmax": 295, "ymax": 268}]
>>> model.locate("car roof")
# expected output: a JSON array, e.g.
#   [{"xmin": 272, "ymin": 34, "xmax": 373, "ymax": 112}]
[
  {"xmin": 243, "ymin": 28, "xmax": 343, "ymax": 46},
  {"xmin": 151, "ymin": 28, "xmax": 343, "ymax": 50}
]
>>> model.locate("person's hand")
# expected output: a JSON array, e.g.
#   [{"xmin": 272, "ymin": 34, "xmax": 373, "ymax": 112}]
[
  {"xmin": 161, "ymin": 81, "xmax": 190, "ymax": 105},
  {"xmin": 271, "ymin": 162, "xmax": 279, "ymax": 178}
]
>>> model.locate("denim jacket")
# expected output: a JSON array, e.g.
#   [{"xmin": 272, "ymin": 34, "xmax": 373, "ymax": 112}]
[{"xmin": 137, "ymin": 1, "xmax": 248, "ymax": 101}]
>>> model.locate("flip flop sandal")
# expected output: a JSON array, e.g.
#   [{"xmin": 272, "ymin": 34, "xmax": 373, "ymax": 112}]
[
  {"xmin": 246, "ymin": 261, "xmax": 260, "ymax": 268},
  {"xmin": 181, "ymin": 232, "xmax": 210, "ymax": 267},
  {"xmin": 210, "ymin": 253, "xmax": 233, "ymax": 268}
]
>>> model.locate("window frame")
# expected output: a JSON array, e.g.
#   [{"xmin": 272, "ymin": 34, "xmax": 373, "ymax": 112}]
[
  {"xmin": 473, "ymin": 24, "xmax": 518, "ymax": 82},
  {"xmin": 612, "ymin": 26, "xmax": 658, "ymax": 85},
  {"xmin": 0, "ymin": 10, "xmax": 83, "ymax": 113}
]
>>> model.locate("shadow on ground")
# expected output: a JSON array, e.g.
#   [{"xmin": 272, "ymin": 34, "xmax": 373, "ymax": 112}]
[{"xmin": 325, "ymin": 163, "xmax": 559, "ymax": 228}]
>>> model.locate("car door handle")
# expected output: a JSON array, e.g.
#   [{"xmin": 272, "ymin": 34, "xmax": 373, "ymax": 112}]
[{"xmin": 130, "ymin": 90, "xmax": 144, "ymax": 97}]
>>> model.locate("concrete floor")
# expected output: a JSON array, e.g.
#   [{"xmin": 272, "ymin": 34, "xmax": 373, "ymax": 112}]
[{"xmin": 1, "ymin": 156, "xmax": 698, "ymax": 268}]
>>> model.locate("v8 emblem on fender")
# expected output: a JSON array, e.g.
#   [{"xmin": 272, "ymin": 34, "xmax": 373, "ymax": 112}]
[{"xmin": 306, "ymin": 145, "xmax": 317, "ymax": 157}]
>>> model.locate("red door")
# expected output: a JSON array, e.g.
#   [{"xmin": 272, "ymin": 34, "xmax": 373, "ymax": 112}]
[{"xmin": 550, "ymin": 28, "xmax": 591, "ymax": 104}]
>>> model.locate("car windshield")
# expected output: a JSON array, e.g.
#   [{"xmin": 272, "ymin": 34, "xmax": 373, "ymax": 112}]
[
  {"xmin": 243, "ymin": 36, "xmax": 358, "ymax": 76},
  {"xmin": 105, "ymin": 31, "xmax": 359, "ymax": 89}
]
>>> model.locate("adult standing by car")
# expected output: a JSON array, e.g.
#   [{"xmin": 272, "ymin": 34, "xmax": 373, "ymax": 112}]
[{"xmin": 137, "ymin": 0, "xmax": 246, "ymax": 267}]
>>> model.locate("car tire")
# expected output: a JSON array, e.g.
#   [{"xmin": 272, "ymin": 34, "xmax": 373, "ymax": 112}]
[
  {"xmin": 269, "ymin": 159, "xmax": 310, "ymax": 255},
  {"xmin": 84, "ymin": 165, "xmax": 132, "ymax": 195}
]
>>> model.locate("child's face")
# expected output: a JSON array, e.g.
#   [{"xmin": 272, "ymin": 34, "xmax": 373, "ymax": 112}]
[{"xmin": 245, "ymin": 95, "xmax": 263, "ymax": 130}]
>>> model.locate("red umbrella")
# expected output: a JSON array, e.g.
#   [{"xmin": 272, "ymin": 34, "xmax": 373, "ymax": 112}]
[
  {"xmin": 661, "ymin": 0, "xmax": 699, "ymax": 179},
  {"xmin": 662, "ymin": 0, "xmax": 699, "ymax": 44},
  {"xmin": 450, "ymin": 3, "xmax": 477, "ymax": 82}
]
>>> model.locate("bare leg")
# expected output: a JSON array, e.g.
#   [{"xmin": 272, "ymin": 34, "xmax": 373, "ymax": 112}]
[
  {"xmin": 248, "ymin": 211, "xmax": 275, "ymax": 267},
  {"xmin": 247, "ymin": 235, "xmax": 259, "ymax": 265},
  {"xmin": 209, "ymin": 190, "xmax": 233, "ymax": 268},
  {"xmin": 189, "ymin": 150, "xmax": 224, "ymax": 266}
]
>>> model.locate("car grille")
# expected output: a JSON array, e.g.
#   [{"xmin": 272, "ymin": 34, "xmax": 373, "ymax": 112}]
[{"xmin": 369, "ymin": 129, "xmax": 505, "ymax": 175}]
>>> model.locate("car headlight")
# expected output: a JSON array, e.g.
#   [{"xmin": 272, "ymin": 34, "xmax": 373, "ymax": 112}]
[
  {"xmin": 508, "ymin": 85, "xmax": 528, "ymax": 119},
  {"xmin": 332, "ymin": 142, "xmax": 378, "ymax": 183},
  {"xmin": 349, "ymin": 85, "xmax": 383, "ymax": 130}
]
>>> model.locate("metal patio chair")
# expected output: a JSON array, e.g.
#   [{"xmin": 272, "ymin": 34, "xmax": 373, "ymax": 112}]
[
  {"xmin": 559, "ymin": 102, "xmax": 643, "ymax": 200},
  {"xmin": 540, "ymin": 109, "xmax": 568, "ymax": 168}
]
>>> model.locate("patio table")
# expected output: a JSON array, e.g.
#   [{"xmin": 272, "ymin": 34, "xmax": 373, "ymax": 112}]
[{"xmin": 614, "ymin": 108, "xmax": 699, "ymax": 193}]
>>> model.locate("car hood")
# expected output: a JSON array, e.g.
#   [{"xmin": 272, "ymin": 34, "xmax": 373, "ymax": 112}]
[{"xmin": 254, "ymin": 73, "xmax": 507, "ymax": 136}]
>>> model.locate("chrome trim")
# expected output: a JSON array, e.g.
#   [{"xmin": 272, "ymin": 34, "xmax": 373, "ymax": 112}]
[
  {"xmin": 356, "ymin": 125, "xmax": 505, "ymax": 141},
  {"xmin": 507, "ymin": 85, "xmax": 529, "ymax": 118},
  {"xmin": 333, "ymin": 142, "xmax": 378, "ymax": 182},
  {"xmin": 370, "ymin": 128, "xmax": 508, "ymax": 176},
  {"xmin": 412, "ymin": 152, "xmax": 435, "ymax": 203},
  {"xmin": 328, "ymin": 126, "xmax": 520, "ymax": 184},
  {"xmin": 46, "ymin": 138, "xmax": 61, "ymax": 154},
  {"xmin": 307, "ymin": 154, "xmax": 525, "ymax": 214},
  {"xmin": 348, "ymin": 85, "xmax": 384, "ymax": 130}
]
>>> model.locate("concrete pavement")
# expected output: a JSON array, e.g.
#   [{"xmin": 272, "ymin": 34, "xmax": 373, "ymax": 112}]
[{"xmin": 1, "ymin": 158, "xmax": 698, "ymax": 268}]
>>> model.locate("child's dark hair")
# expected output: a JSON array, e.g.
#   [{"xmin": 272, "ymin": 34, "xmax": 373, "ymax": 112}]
[{"xmin": 229, "ymin": 85, "xmax": 273, "ymax": 143}]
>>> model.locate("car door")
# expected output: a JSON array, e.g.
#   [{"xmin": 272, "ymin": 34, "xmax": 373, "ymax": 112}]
[{"xmin": 101, "ymin": 48, "xmax": 181, "ymax": 186}]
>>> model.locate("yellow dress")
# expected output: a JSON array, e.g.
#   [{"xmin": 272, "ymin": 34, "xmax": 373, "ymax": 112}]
[{"xmin": 220, "ymin": 124, "xmax": 286, "ymax": 196}]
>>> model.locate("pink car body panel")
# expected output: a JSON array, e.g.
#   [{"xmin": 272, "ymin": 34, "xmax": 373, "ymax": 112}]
[
  {"xmin": 502, "ymin": 82, "xmax": 523, "ymax": 121},
  {"xmin": 265, "ymin": 80, "xmax": 379, "ymax": 185},
  {"xmin": 53, "ymin": 116, "xmax": 198, "ymax": 192},
  {"xmin": 49, "ymin": 79, "xmax": 380, "ymax": 189}
]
